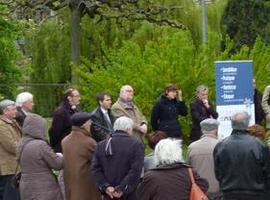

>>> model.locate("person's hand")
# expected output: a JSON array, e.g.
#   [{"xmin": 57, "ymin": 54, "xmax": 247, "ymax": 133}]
[
  {"xmin": 113, "ymin": 190, "xmax": 123, "ymax": 198},
  {"xmin": 56, "ymin": 153, "xmax": 63, "ymax": 157},
  {"xmin": 105, "ymin": 186, "xmax": 115, "ymax": 199},
  {"xmin": 177, "ymin": 90, "xmax": 183, "ymax": 101},
  {"xmin": 202, "ymin": 99, "xmax": 210, "ymax": 108},
  {"xmin": 139, "ymin": 124, "xmax": 147, "ymax": 134}
]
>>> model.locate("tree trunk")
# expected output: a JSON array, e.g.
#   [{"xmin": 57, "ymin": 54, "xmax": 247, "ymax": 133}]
[{"xmin": 70, "ymin": 6, "xmax": 82, "ymax": 84}]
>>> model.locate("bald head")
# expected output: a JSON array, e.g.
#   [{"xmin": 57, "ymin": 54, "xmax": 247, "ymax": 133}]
[
  {"xmin": 120, "ymin": 85, "xmax": 134, "ymax": 101},
  {"xmin": 231, "ymin": 112, "xmax": 250, "ymax": 130}
]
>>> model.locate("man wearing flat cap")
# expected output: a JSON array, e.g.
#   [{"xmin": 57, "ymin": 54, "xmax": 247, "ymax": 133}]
[
  {"xmin": 188, "ymin": 118, "xmax": 221, "ymax": 200},
  {"xmin": 0, "ymin": 99, "xmax": 22, "ymax": 199},
  {"xmin": 61, "ymin": 112, "xmax": 101, "ymax": 200}
]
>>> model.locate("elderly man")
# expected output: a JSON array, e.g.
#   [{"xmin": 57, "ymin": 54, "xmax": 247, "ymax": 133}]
[
  {"xmin": 262, "ymin": 85, "xmax": 270, "ymax": 129},
  {"xmin": 111, "ymin": 85, "xmax": 147, "ymax": 142},
  {"xmin": 188, "ymin": 118, "xmax": 221, "ymax": 200},
  {"xmin": 214, "ymin": 112, "xmax": 270, "ymax": 200},
  {"xmin": 92, "ymin": 116, "xmax": 144, "ymax": 200},
  {"xmin": 0, "ymin": 100, "xmax": 21, "ymax": 200},
  {"xmin": 62, "ymin": 112, "xmax": 101, "ymax": 200},
  {"xmin": 190, "ymin": 85, "xmax": 218, "ymax": 142},
  {"xmin": 15, "ymin": 91, "xmax": 34, "ymax": 127}
]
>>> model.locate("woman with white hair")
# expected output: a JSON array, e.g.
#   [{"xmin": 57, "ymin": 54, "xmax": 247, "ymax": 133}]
[
  {"xmin": 15, "ymin": 92, "xmax": 34, "ymax": 127},
  {"xmin": 137, "ymin": 138, "xmax": 208, "ymax": 200}
]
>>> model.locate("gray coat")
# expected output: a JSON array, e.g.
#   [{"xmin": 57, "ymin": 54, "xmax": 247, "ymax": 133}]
[
  {"xmin": 17, "ymin": 114, "xmax": 63, "ymax": 200},
  {"xmin": 187, "ymin": 135, "xmax": 220, "ymax": 194}
]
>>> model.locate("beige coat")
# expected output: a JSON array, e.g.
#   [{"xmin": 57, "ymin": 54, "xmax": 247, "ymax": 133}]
[
  {"xmin": 187, "ymin": 135, "xmax": 220, "ymax": 194},
  {"xmin": 0, "ymin": 116, "xmax": 21, "ymax": 175},
  {"xmin": 61, "ymin": 127, "xmax": 101, "ymax": 200},
  {"xmin": 111, "ymin": 99, "xmax": 147, "ymax": 141},
  {"xmin": 262, "ymin": 85, "xmax": 270, "ymax": 128}
]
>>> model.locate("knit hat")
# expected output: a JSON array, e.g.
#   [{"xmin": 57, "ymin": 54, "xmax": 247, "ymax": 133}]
[
  {"xmin": 200, "ymin": 118, "xmax": 219, "ymax": 132},
  {"xmin": 0, "ymin": 99, "xmax": 16, "ymax": 113},
  {"xmin": 71, "ymin": 112, "xmax": 92, "ymax": 127}
]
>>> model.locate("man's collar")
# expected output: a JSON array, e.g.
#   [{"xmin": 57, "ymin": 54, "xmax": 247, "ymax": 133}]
[
  {"xmin": 100, "ymin": 107, "xmax": 108, "ymax": 114},
  {"xmin": 0, "ymin": 115, "xmax": 13, "ymax": 124},
  {"xmin": 21, "ymin": 108, "xmax": 30, "ymax": 115}
]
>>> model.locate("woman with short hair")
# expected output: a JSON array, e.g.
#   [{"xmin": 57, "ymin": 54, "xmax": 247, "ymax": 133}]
[
  {"xmin": 137, "ymin": 138, "xmax": 208, "ymax": 200},
  {"xmin": 151, "ymin": 84, "xmax": 188, "ymax": 138}
]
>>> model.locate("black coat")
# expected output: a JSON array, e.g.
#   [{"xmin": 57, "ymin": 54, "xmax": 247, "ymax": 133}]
[
  {"xmin": 254, "ymin": 89, "xmax": 265, "ymax": 124},
  {"xmin": 151, "ymin": 95, "xmax": 188, "ymax": 138},
  {"xmin": 190, "ymin": 99, "xmax": 218, "ymax": 142},
  {"xmin": 15, "ymin": 107, "xmax": 27, "ymax": 127},
  {"xmin": 90, "ymin": 107, "xmax": 115, "ymax": 142},
  {"xmin": 214, "ymin": 130, "xmax": 270, "ymax": 199},
  {"xmin": 49, "ymin": 102, "xmax": 79, "ymax": 152},
  {"xmin": 91, "ymin": 131, "xmax": 144, "ymax": 200}
]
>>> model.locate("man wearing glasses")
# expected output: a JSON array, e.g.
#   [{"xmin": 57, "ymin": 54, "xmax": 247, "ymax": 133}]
[{"xmin": 111, "ymin": 85, "xmax": 147, "ymax": 142}]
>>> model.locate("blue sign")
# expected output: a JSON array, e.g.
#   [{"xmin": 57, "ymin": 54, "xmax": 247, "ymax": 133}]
[{"xmin": 215, "ymin": 61, "xmax": 253, "ymax": 106}]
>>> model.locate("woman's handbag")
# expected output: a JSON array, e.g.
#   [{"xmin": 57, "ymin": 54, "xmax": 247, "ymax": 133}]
[
  {"xmin": 147, "ymin": 130, "xmax": 167, "ymax": 149},
  {"xmin": 188, "ymin": 168, "xmax": 208, "ymax": 200}
]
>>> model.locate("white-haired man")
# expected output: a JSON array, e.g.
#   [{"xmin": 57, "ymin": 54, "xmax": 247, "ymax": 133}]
[
  {"xmin": 111, "ymin": 85, "xmax": 147, "ymax": 142},
  {"xmin": 92, "ymin": 116, "xmax": 144, "ymax": 200},
  {"xmin": 188, "ymin": 118, "xmax": 221, "ymax": 200},
  {"xmin": 137, "ymin": 138, "xmax": 208, "ymax": 200},
  {"xmin": 214, "ymin": 112, "xmax": 270, "ymax": 200},
  {"xmin": 15, "ymin": 91, "xmax": 34, "ymax": 127},
  {"xmin": 0, "ymin": 100, "xmax": 21, "ymax": 199}
]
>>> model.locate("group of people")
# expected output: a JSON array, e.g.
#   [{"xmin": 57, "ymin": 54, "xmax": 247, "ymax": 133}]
[{"xmin": 1, "ymin": 81, "xmax": 270, "ymax": 200}]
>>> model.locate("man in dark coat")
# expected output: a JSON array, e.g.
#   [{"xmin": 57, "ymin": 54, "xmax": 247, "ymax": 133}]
[
  {"xmin": 151, "ymin": 84, "xmax": 188, "ymax": 138},
  {"xmin": 49, "ymin": 88, "xmax": 81, "ymax": 199},
  {"xmin": 214, "ymin": 112, "xmax": 270, "ymax": 200},
  {"xmin": 91, "ymin": 92, "xmax": 115, "ymax": 142},
  {"xmin": 190, "ymin": 85, "xmax": 218, "ymax": 142},
  {"xmin": 49, "ymin": 88, "xmax": 80, "ymax": 153},
  {"xmin": 92, "ymin": 116, "xmax": 144, "ymax": 200}
]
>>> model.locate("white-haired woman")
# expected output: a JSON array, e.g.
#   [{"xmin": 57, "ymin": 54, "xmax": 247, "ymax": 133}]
[
  {"xmin": 137, "ymin": 138, "xmax": 208, "ymax": 200},
  {"xmin": 15, "ymin": 92, "xmax": 34, "ymax": 127}
]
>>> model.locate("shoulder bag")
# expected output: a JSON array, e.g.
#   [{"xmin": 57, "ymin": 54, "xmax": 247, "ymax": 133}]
[{"xmin": 188, "ymin": 168, "xmax": 208, "ymax": 200}]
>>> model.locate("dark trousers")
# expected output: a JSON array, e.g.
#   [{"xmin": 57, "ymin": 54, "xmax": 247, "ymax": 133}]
[{"xmin": 0, "ymin": 175, "xmax": 20, "ymax": 200}]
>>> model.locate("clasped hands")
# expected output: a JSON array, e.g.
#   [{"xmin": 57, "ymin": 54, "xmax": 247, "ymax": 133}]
[{"xmin": 106, "ymin": 186, "xmax": 123, "ymax": 199}]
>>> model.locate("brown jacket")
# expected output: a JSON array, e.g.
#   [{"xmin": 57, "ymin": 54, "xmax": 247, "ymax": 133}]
[
  {"xmin": 61, "ymin": 126, "xmax": 101, "ymax": 200},
  {"xmin": 0, "ymin": 116, "xmax": 21, "ymax": 175},
  {"xmin": 111, "ymin": 99, "xmax": 147, "ymax": 141},
  {"xmin": 137, "ymin": 163, "xmax": 208, "ymax": 200}
]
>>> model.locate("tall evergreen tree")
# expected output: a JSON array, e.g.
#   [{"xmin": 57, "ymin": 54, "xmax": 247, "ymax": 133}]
[{"xmin": 221, "ymin": 0, "xmax": 270, "ymax": 51}]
